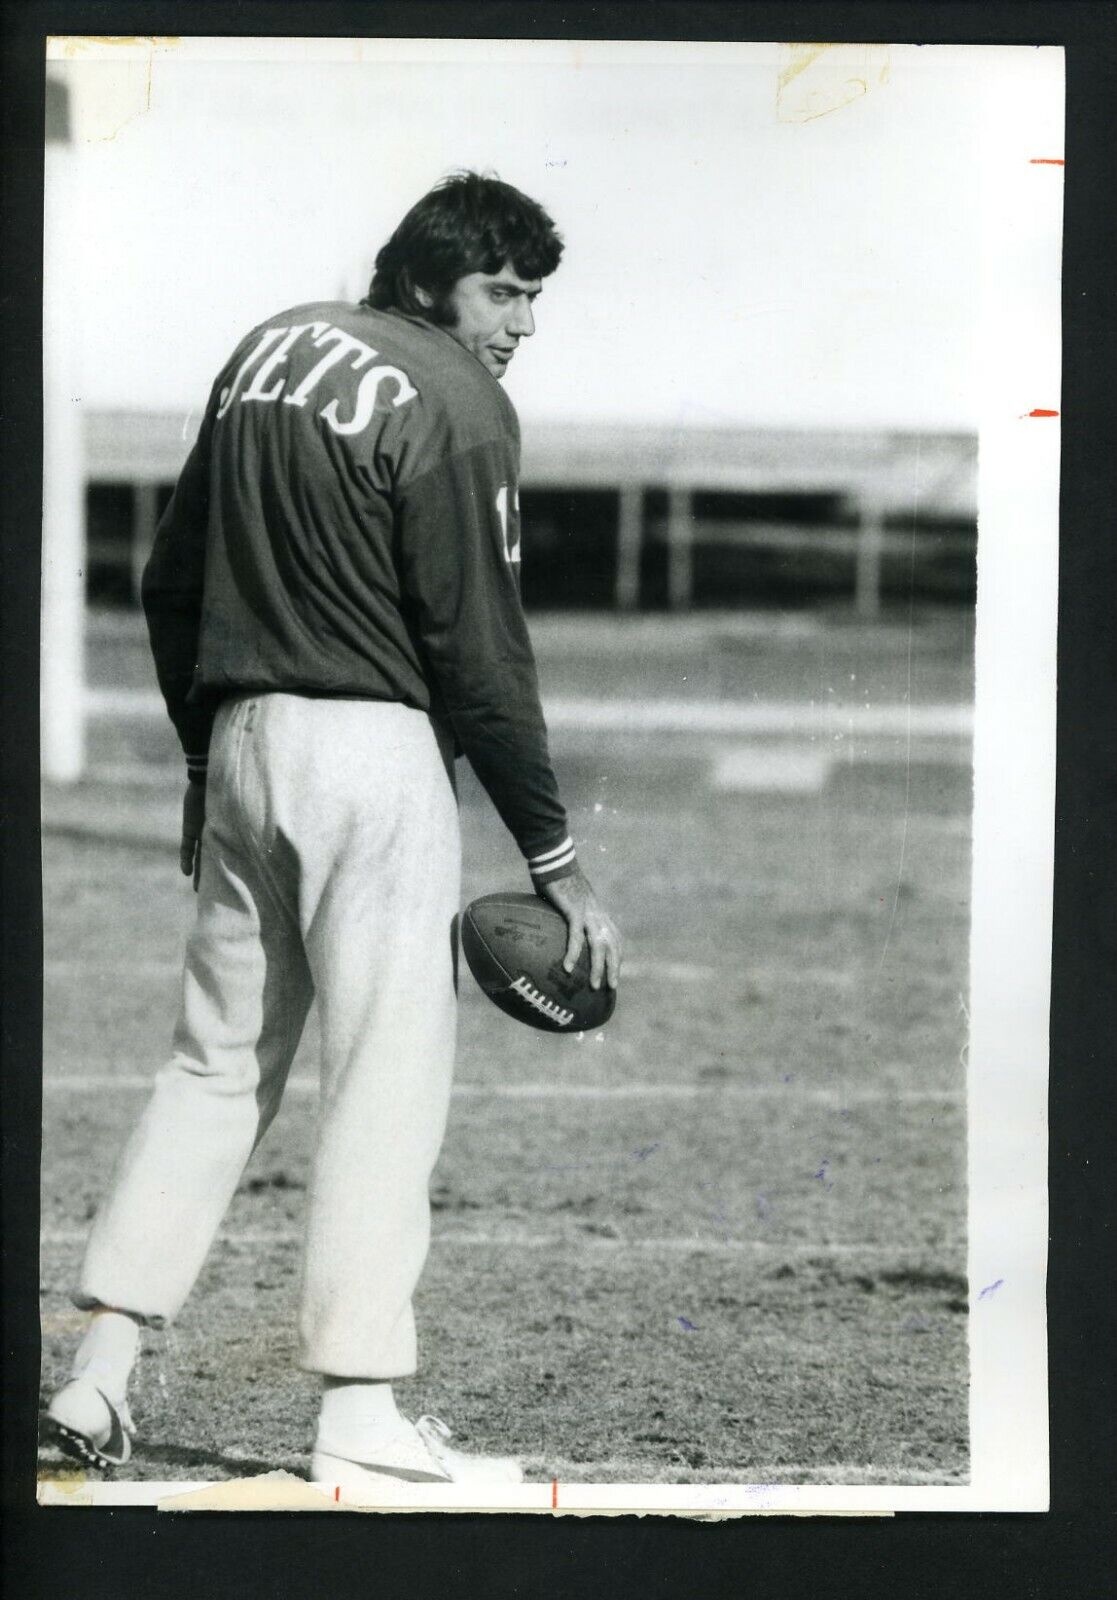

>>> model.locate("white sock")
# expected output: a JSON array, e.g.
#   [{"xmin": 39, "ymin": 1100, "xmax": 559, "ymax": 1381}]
[
  {"xmin": 317, "ymin": 1379, "xmax": 404, "ymax": 1456},
  {"xmin": 70, "ymin": 1311, "xmax": 141, "ymax": 1404}
]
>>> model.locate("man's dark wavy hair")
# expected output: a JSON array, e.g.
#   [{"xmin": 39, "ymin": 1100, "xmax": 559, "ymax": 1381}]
[{"xmin": 366, "ymin": 171, "xmax": 564, "ymax": 325}]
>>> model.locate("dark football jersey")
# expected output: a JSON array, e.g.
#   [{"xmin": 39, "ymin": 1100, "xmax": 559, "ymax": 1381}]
[{"xmin": 142, "ymin": 301, "xmax": 571, "ymax": 868}]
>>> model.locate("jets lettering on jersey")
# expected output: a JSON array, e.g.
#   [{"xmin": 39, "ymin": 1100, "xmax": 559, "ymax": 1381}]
[{"xmin": 216, "ymin": 322, "xmax": 418, "ymax": 434}]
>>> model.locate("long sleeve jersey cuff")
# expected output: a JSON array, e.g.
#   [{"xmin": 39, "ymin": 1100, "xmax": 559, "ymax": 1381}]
[
  {"xmin": 527, "ymin": 835, "xmax": 578, "ymax": 887},
  {"xmin": 186, "ymin": 753, "xmax": 209, "ymax": 786}
]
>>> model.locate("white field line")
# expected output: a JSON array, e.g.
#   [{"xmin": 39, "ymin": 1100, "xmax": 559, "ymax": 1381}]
[
  {"xmin": 69, "ymin": 763, "xmax": 185, "ymax": 787},
  {"xmin": 40, "ymin": 1076, "xmax": 962, "ymax": 1102},
  {"xmin": 712, "ymin": 748, "xmax": 833, "ymax": 794},
  {"xmin": 41, "ymin": 959, "xmax": 856, "ymax": 990},
  {"xmin": 42, "ymin": 960, "xmax": 873, "ymax": 995},
  {"xmin": 84, "ymin": 612, "xmax": 825, "ymax": 648},
  {"xmin": 42, "ymin": 957, "xmax": 723, "ymax": 982},
  {"xmin": 40, "ymin": 1228, "xmax": 959, "ymax": 1254},
  {"xmin": 45, "ymin": 960, "xmax": 185, "ymax": 979},
  {"xmin": 546, "ymin": 699, "xmax": 971, "ymax": 738},
  {"xmin": 84, "ymin": 687, "xmax": 973, "ymax": 739},
  {"xmin": 40, "ymin": 959, "xmax": 861, "ymax": 986},
  {"xmin": 40, "ymin": 961, "xmax": 936, "ymax": 997},
  {"xmin": 37, "ymin": 953, "xmax": 832, "ymax": 979}
]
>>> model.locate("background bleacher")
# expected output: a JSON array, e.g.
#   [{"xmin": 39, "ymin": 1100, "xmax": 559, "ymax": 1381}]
[{"xmin": 83, "ymin": 409, "xmax": 976, "ymax": 616}]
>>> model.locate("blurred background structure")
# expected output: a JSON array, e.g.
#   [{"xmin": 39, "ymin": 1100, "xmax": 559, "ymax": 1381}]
[{"xmin": 84, "ymin": 411, "xmax": 975, "ymax": 618}]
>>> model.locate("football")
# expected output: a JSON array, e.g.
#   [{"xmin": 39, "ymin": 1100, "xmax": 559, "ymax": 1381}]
[{"xmin": 460, "ymin": 892, "xmax": 617, "ymax": 1034}]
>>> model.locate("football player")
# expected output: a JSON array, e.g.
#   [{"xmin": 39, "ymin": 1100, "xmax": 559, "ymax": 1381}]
[{"xmin": 47, "ymin": 173, "xmax": 621, "ymax": 1489}]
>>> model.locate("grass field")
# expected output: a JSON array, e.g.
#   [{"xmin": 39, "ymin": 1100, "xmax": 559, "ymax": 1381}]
[{"xmin": 39, "ymin": 607, "xmax": 973, "ymax": 1487}]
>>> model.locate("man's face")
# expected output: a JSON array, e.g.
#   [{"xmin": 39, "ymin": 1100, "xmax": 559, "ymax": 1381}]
[{"xmin": 438, "ymin": 263, "xmax": 541, "ymax": 379}]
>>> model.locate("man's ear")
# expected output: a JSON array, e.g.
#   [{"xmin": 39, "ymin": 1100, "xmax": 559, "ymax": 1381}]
[{"xmin": 408, "ymin": 274, "xmax": 433, "ymax": 310}]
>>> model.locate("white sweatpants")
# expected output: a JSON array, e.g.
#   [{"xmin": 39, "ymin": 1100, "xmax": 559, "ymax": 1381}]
[{"xmin": 76, "ymin": 693, "xmax": 461, "ymax": 1377}]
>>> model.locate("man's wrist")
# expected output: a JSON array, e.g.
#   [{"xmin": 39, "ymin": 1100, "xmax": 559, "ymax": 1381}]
[
  {"xmin": 186, "ymin": 753, "xmax": 208, "ymax": 786},
  {"xmin": 527, "ymin": 834, "xmax": 577, "ymax": 887}
]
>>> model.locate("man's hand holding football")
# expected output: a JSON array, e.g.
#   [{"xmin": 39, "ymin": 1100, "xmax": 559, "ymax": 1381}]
[{"xmin": 540, "ymin": 866, "xmax": 622, "ymax": 992}]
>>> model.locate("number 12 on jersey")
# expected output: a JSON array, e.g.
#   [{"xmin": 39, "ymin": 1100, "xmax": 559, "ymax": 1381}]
[{"xmin": 495, "ymin": 484, "xmax": 521, "ymax": 566}]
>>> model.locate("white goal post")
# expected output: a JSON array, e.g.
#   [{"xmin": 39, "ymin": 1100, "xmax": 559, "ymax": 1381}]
[{"xmin": 42, "ymin": 72, "xmax": 85, "ymax": 783}]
